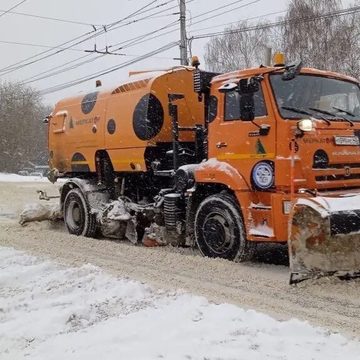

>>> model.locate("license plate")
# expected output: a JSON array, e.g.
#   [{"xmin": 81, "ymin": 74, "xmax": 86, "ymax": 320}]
[{"xmin": 334, "ymin": 136, "xmax": 360, "ymax": 146}]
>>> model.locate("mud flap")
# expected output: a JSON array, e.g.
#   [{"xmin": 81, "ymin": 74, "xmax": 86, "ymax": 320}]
[{"xmin": 288, "ymin": 195, "xmax": 360, "ymax": 284}]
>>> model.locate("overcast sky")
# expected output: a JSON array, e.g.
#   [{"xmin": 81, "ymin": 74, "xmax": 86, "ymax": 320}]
[{"xmin": 0, "ymin": 0, "xmax": 353, "ymax": 105}]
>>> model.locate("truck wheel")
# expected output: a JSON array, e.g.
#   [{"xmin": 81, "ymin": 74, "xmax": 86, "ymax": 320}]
[
  {"xmin": 63, "ymin": 188, "xmax": 97, "ymax": 237},
  {"xmin": 195, "ymin": 193, "xmax": 255, "ymax": 262}
]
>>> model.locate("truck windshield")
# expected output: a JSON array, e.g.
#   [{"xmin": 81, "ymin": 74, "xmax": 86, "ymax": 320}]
[{"xmin": 270, "ymin": 74, "xmax": 360, "ymax": 121}]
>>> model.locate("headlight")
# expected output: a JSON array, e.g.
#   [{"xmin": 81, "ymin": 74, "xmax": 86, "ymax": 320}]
[
  {"xmin": 251, "ymin": 161, "xmax": 274, "ymax": 190},
  {"xmin": 297, "ymin": 118, "xmax": 313, "ymax": 132}
]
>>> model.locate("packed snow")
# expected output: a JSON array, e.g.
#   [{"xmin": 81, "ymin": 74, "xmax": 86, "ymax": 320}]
[
  {"xmin": 1, "ymin": 246, "xmax": 359, "ymax": 360},
  {"xmin": 0, "ymin": 173, "xmax": 49, "ymax": 183},
  {"xmin": 298, "ymin": 193, "xmax": 360, "ymax": 213},
  {"xmin": 249, "ymin": 223, "xmax": 274, "ymax": 237}
]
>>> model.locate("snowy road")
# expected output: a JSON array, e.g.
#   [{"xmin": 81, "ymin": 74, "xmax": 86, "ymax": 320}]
[
  {"xmin": 0, "ymin": 179, "xmax": 360, "ymax": 347},
  {"xmin": 1, "ymin": 247, "xmax": 360, "ymax": 360}
]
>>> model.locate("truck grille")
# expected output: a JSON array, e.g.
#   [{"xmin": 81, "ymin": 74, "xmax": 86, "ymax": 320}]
[{"xmin": 313, "ymin": 165, "xmax": 360, "ymax": 189}]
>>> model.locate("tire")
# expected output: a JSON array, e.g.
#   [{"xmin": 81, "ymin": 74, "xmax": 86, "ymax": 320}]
[
  {"xmin": 63, "ymin": 188, "xmax": 97, "ymax": 237},
  {"xmin": 194, "ymin": 193, "xmax": 256, "ymax": 262}
]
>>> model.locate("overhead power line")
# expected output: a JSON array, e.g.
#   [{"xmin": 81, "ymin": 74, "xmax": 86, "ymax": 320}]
[
  {"xmin": 40, "ymin": 2, "xmax": 360, "ymax": 95},
  {"xmin": 190, "ymin": 0, "xmax": 252, "ymax": 21},
  {"xmin": 19, "ymin": 0, "xmax": 255, "ymax": 85},
  {"xmin": 191, "ymin": 5, "xmax": 360, "ymax": 40},
  {"xmin": 39, "ymin": 41, "xmax": 179, "ymax": 95},
  {"xmin": 0, "ymin": 28, "xmax": 97, "ymax": 74},
  {"xmin": 110, "ymin": 0, "xmax": 257, "ymax": 52},
  {"xmin": 18, "ymin": 0, "xmax": 262, "ymax": 96},
  {"xmin": 189, "ymin": 10, "xmax": 286, "ymax": 34},
  {"xmin": 0, "ymin": 0, "xmax": 242, "ymax": 78},
  {"xmin": 21, "ymin": 19, "xmax": 180, "ymax": 84},
  {"xmin": 0, "ymin": 0, "xmax": 28, "ymax": 20},
  {"xmin": 13, "ymin": 0, "xmax": 360, "ymax": 97},
  {"xmin": 0, "ymin": 0, "xmax": 167, "ymax": 75},
  {"xmin": 0, "ymin": 8, "xmax": 102, "ymax": 27},
  {"xmin": 0, "ymin": 39, "xmax": 85, "ymax": 52},
  {"xmin": 190, "ymin": 0, "xmax": 260, "ymax": 28}
]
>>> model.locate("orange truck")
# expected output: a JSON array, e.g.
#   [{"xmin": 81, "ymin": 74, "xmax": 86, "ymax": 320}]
[{"xmin": 46, "ymin": 54, "xmax": 360, "ymax": 283}]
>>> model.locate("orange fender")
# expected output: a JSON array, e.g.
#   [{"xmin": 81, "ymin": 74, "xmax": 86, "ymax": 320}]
[{"xmin": 194, "ymin": 158, "xmax": 250, "ymax": 191}]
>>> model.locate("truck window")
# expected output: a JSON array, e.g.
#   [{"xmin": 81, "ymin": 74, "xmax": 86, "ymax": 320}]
[
  {"xmin": 270, "ymin": 74, "xmax": 360, "ymax": 121},
  {"xmin": 224, "ymin": 88, "xmax": 267, "ymax": 121},
  {"xmin": 208, "ymin": 95, "xmax": 218, "ymax": 122}
]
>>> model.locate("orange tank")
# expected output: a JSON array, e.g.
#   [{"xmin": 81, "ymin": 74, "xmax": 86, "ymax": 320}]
[{"xmin": 48, "ymin": 67, "xmax": 205, "ymax": 176}]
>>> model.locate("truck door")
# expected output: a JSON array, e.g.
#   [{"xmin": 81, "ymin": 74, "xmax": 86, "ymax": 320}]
[{"xmin": 210, "ymin": 81, "xmax": 276, "ymax": 184}]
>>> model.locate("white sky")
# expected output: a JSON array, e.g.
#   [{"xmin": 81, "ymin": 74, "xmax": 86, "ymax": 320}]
[{"xmin": 0, "ymin": 0, "xmax": 353, "ymax": 105}]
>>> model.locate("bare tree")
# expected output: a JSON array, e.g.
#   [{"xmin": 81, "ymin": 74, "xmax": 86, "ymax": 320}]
[
  {"xmin": 283, "ymin": 0, "xmax": 340, "ymax": 68},
  {"xmin": 0, "ymin": 81, "xmax": 50, "ymax": 173},
  {"xmin": 204, "ymin": 0, "xmax": 360, "ymax": 79},
  {"xmin": 204, "ymin": 21, "xmax": 270, "ymax": 72}
]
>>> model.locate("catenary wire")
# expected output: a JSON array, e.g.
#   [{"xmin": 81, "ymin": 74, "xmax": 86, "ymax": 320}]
[
  {"xmin": 0, "ymin": 0, "xmax": 165, "ymax": 75},
  {"xmin": 18, "ymin": 1, "xmax": 195, "ymax": 84},
  {"xmin": 37, "ymin": 3, "xmax": 360, "ymax": 96},
  {"xmin": 0, "ymin": 8, "xmax": 103, "ymax": 27},
  {"xmin": 0, "ymin": 39, "xmax": 86, "ymax": 52},
  {"xmin": 21, "ymin": 0, "xmax": 259, "ymax": 85},
  {"xmin": 21, "ymin": 20, "xmax": 180, "ymax": 84},
  {"xmin": 0, "ymin": 0, "xmax": 28, "ymax": 20},
  {"xmin": 190, "ymin": 5, "xmax": 360, "ymax": 40},
  {"xmin": 38, "ymin": 41, "xmax": 179, "ymax": 95}
]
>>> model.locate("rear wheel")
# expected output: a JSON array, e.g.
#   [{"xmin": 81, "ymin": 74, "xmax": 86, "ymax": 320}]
[
  {"xmin": 195, "ymin": 193, "xmax": 256, "ymax": 261},
  {"xmin": 64, "ymin": 188, "xmax": 97, "ymax": 237}
]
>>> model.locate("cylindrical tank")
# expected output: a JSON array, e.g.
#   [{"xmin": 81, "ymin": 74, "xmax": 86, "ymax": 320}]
[{"xmin": 48, "ymin": 67, "xmax": 205, "ymax": 175}]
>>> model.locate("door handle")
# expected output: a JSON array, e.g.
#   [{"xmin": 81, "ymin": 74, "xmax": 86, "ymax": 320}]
[{"xmin": 216, "ymin": 142, "xmax": 228, "ymax": 149}]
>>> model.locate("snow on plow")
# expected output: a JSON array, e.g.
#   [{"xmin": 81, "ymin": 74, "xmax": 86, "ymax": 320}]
[{"xmin": 288, "ymin": 194, "xmax": 360, "ymax": 284}]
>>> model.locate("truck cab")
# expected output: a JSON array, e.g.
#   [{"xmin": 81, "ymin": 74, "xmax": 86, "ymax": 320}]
[{"xmin": 193, "ymin": 60, "xmax": 360, "ymax": 254}]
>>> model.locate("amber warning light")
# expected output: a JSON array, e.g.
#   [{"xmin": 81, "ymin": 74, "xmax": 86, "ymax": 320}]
[{"xmin": 273, "ymin": 52, "xmax": 285, "ymax": 67}]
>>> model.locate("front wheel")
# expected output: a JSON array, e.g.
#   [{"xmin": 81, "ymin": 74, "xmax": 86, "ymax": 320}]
[
  {"xmin": 194, "ymin": 193, "xmax": 256, "ymax": 261},
  {"xmin": 63, "ymin": 188, "xmax": 97, "ymax": 237}
]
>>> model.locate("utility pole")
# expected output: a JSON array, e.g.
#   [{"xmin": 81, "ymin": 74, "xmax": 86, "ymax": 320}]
[{"xmin": 179, "ymin": 0, "xmax": 188, "ymax": 65}]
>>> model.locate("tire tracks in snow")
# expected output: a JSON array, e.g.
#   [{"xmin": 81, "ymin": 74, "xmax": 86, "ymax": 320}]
[{"xmin": 0, "ymin": 181, "xmax": 359, "ymax": 339}]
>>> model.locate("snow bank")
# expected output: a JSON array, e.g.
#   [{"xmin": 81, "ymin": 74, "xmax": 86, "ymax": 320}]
[
  {"xmin": 0, "ymin": 246, "xmax": 359, "ymax": 360},
  {"xmin": 0, "ymin": 173, "xmax": 49, "ymax": 183},
  {"xmin": 19, "ymin": 203, "xmax": 62, "ymax": 225}
]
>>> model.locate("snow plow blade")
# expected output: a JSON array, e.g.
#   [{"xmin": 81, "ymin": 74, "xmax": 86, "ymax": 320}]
[{"xmin": 288, "ymin": 195, "xmax": 360, "ymax": 284}]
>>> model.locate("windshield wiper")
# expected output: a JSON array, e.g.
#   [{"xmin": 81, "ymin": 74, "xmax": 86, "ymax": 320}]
[
  {"xmin": 305, "ymin": 108, "xmax": 331, "ymax": 125},
  {"xmin": 282, "ymin": 106, "xmax": 330, "ymax": 125},
  {"xmin": 309, "ymin": 107, "xmax": 354, "ymax": 127},
  {"xmin": 332, "ymin": 106, "xmax": 355, "ymax": 117},
  {"xmin": 281, "ymin": 106, "xmax": 313, "ymax": 116}
]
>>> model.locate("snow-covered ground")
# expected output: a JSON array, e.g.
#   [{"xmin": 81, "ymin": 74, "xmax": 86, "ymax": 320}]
[
  {"xmin": 1, "ymin": 247, "xmax": 359, "ymax": 360},
  {"xmin": 0, "ymin": 173, "xmax": 49, "ymax": 183}
]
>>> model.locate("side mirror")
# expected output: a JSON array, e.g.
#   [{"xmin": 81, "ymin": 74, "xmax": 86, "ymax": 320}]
[
  {"xmin": 282, "ymin": 60, "xmax": 302, "ymax": 81},
  {"xmin": 240, "ymin": 94, "xmax": 255, "ymax": 121},
  {"xmin": 238, "ymin": 76, "xmax": 263, "ymax": 121}
]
